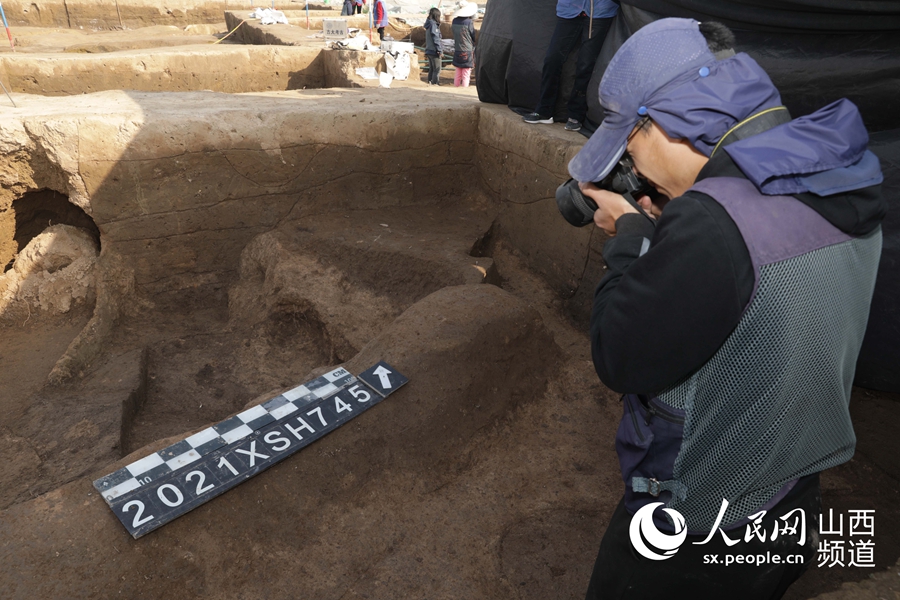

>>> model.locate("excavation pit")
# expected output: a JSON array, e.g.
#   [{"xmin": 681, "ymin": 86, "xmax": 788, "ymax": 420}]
[{"xmin": 0, "ymin": 87, "xmax": 898, "ymax": 600}]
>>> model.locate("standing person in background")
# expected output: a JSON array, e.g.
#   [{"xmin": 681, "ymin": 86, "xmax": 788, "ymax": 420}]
[
  {"xmin": 451, "ymin": 1, "xmax": 477, "ymax": 87},
  {"xmin": 354, "ymin": 0, "xmax": 364, "ymax": 14},
  {"xmin": 374, "ymin": 0, "xmax": 389, "ymax": 40},
  {"xmin": 424, "ymin": 7, "xmax": 444, "ymax": 86},
  {"xmin": 341, "ymin": 0, "xmax": 354, "ymax": 16},
  {"xmin": 523, "ymin": 0, "xmax": 619, "ymax": 131}
]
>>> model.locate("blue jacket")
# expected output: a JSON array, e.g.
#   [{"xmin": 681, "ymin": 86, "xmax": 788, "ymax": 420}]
[{"xmin": 556, "ymin": 0, "xmax": 618, "ymax": 19}]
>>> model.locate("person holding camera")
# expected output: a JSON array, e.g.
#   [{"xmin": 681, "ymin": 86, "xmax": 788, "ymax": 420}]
[
  {"xmin": 567, "ymin": 18, "xmax": 885, "ymax": 598},
  {"xmin": 522, "ymin": 0, "xmax": 618, "ymax": 131}
]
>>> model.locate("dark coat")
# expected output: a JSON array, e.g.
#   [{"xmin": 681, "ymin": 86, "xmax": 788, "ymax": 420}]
[
  {"xmin": 591, "ymin": 147, "xmax": 885, "ymax": 394},
  {"xmin": 424, "ymin": 17, "xmax": 442, "ymax": 57},
  {"xmin": 451, "ymin": 17, "xmax": 475, "ymax": 68}
]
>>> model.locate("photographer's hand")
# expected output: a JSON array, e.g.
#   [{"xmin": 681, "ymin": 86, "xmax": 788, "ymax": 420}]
[
  {"xmin": 636, "ymin": 194, "xmax": 668, "ymax": 218},
  {"xmin": 579, "ymin": 182, "xmax": 639, "ymax": 235}
]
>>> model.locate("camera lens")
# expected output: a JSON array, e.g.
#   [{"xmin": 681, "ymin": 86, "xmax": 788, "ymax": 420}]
[{"xmin": 556, "ymin": 179, "xmax": 598, "ymax": 227}]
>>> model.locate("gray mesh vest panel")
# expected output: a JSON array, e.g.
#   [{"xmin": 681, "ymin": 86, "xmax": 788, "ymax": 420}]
[{"xmin": 657, "ymin": 211, "xmax": 882, "ymax": 532}]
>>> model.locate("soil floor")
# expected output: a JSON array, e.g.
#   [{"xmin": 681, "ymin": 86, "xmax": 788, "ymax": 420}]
[{"xmin": 0, "ymin": 18, "xmax": 898, "ymax": 600}]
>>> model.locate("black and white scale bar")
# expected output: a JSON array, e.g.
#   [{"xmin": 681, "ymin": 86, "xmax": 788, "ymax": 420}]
[
  {"xmin": 102, "ymin": 371, "xmax": 396, "ymax": 538},
  {"xmin": 93, "ymin": 367, "xmax": 356, "ymax": 504}
]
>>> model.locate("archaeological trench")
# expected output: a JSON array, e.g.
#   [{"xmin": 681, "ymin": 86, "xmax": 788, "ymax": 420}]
[{"xmin": 0, "ymin": 5, "xmax": 899, "ymax": 600}]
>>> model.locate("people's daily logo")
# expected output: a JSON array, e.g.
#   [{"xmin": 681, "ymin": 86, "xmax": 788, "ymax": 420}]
[
  {"xmin": 628, "ymin": 502, "xmax": 688, "ymax": 560},
  {"xmin": 628, "ymin": 500, "xmax": 876, "ymax": 568}
]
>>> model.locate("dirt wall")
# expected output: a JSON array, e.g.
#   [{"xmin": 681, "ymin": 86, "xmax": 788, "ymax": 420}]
[
  {"xmin": 0, "ymin": 93, "xmax": 602, "ymax": 339},
  {"xmin": 2, "ymin": 0, "xmax": 254, "ymax": 30},
  {"xmin": 476, "ymin": 104, "xmax": 610, "ymax": 322},
  {"xmin": 0, "ymin": 45, "xmax": 326, "ymax": 95},
  {"xmin": 0, "ymin": 89, "xmax": 481, "ymax": 296},
  {"xmin": 9, "ymin": 24, "xmax": 224, "ymax": 53},
  {"xmin": 225, "ymin": 10, "xmax": 412, "ymax": 45},
  {"xmin": 226, "ymin": 10, "xmax": 373, "ymax": 39}
]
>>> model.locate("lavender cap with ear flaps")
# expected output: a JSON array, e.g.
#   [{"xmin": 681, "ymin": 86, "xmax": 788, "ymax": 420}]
[
  {"xmin": 568, "ymin": 18, "xmax": 718, "ymax": 183},
  {"xmin": 568, "ymin": 17, "xmax": 783, "ymax": 183},
  {"xmin": 568, "ymin": 18, "xmax": 881, "ymax": 198}
]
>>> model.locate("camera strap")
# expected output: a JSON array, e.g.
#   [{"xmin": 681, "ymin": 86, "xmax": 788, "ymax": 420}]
[
  {"xmin": 622, "ymin": 191, "xmax": 656, "ymax": 226},
  {"xmin": 709, "ymin": 106, "xmax": 791, "ymax": 158}
]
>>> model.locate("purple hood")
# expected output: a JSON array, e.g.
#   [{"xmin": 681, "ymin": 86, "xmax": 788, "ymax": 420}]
[
  {"xmin": 723, "ymin": 98, "xmax": 883, "ymax": 196},
  {"xmin": 568, "ymin": 19, "xmax": 883, "ymax": 197},
  {"xmin": 645, "ymin": 53, "xmax": 883, "ymax": 197}
]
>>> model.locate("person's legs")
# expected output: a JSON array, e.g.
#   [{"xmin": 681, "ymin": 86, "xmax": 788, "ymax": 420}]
[
  {"xmin": 459, "ymin": 67, "xmax": 471, "ymax": 87},
  {"xmin": 566, "ymin": 17, "xmax": 614, "ymax": 124},
  {"xmin": 532, "ymin": 16, "xmax": 585, "ymax": 119},
  {"xmin": 378, "ymin": 26, "xmax": 385, "ymax": 40},
  {"xmin": 586, "ymin": 477, "xmax": 819, "ymax": 599},
  {"xmin": 583, "ymin": 499, "xmax": 643, "ymax": 599},
  {"xmin": 454, "ymin": 67, "xmax": 463, "ymax": 87},
  {"xmin": 428, "ymin": 55, "xmax": 441, "ymax": 84}
]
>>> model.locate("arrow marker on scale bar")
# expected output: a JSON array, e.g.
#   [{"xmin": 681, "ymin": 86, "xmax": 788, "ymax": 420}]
[
  {"xmin": 358, "ymin": 361, "xmax": 407, "ymax": 398},
  {"xmin": 373, "ymin": 365, "xmax": 393, "ymax": 389}
]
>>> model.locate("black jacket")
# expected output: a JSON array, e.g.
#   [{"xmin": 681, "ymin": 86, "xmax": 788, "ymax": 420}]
[
  {"xmin": 590, "ymin": 150, "xmax": 886, "ymax": 394},
  {"xmin": 451, "ymin": 17, "xmax": 475, "ymax": 68},
  {"xmin": 424, "ymin": 17, "xmax": 442, "ymax": 57}
]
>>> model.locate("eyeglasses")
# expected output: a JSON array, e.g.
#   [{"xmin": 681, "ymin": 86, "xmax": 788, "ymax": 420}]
[{"xmin": 626, "ymin": 116, "xmax": 651, "ymax": 144}]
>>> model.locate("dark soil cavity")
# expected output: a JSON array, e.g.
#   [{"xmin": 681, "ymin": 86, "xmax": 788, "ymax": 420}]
[{"xmin": 10, "ymin": 189, "xmax": 101, "ymax": 266}]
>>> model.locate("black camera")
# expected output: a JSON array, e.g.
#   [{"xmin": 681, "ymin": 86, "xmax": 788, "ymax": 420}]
[{"xmin": 555, "ymin": 156, "xmax": 652, "ymax": 227}]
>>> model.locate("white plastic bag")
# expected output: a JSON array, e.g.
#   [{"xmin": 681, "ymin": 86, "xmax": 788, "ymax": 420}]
[
  {"xmin": 384, "ymin": 51, "xmax": 410, "ymax": 81},
  {"xmin": 355, "ymin": 67, "xmax": 380, "ymax": 80},
  {"xmin": 249, "ymin": 7, "xmax": 289, "ymax": 25}
]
